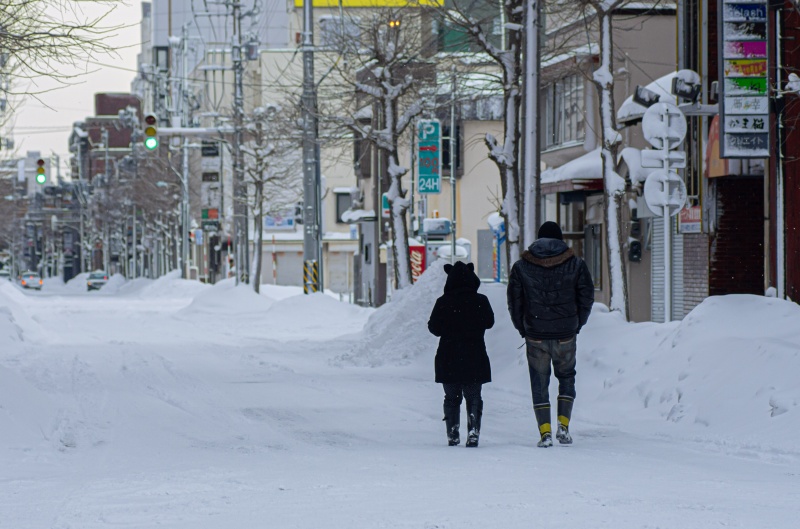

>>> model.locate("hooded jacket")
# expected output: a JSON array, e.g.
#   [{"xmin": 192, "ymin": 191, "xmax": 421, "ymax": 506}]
[
  {"xmin": 507, "ymin": 238, "xmax": 594, "ymax": 340},
  {"xmin": 428, "ymin": 261, "xmax": 495, "ymax": 384}
]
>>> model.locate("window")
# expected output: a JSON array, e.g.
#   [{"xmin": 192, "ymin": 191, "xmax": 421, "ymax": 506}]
[
  {"xmin": 544, "ymin": 74, "xmax": 585, "ymax": 149},
  {"xmin": 441, "ymin": 124, "xmax": 462, "ymax": 173},
  {"xmin": 583, "ymin": 224, "xmax": 602, "ymax": 289},
  {"xmin": 320, "ymin": 16, "xmax": 360, "ymax": 51},
  {"xmin": 335, "ymin": 192, "xmax": 353, "ymax": 224}
]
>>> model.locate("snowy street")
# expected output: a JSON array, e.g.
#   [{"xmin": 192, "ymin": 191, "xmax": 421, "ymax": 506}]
[{"xmin": 2, "ymin": 270, "xmax": 799, "ymax": 528}]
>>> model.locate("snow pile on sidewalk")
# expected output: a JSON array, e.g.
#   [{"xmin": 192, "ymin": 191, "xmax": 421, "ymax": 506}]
[
  {"xmin": 132, "ymin": 270, "xmax": 210, "ymax": 299},
  {"xmin": 96, "ymin": 273, "xmax": 127, "ymax": 294},
  {"xmin": 577, "ymin": 294, "xmax": 800, "ymax": 446},
  {"xmin": 263, "ymin": 293, "xmax": 372, "ymax": 340},
  {"xmin": 177, "ymin": 277, "xmax": 273, "ymax": 317},
  {"xmin": 64, "ymin": 273, "xmax": 90, "ymax": 292},
  {"xmin": 0, "ymin": 282, "xmax": 38, "ymax": 345},
  {"xmin": 338, "ymin": 260, "xmax": 447, "ymax": 366},
  {"xmin": 0, "ymin": 305, "xmax": 23, "ymax": 349}
]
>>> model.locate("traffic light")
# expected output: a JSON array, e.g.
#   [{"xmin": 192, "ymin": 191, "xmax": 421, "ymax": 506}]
[
  {"xmin": 35, "ymin": 158, "xmax": 46, "ymax": 185},
  {"xmin": 388, "ymin": 19, "xmax": 401, "ymax": 29},
  {"xmin": 143, "ymin": 114, "xmax": 159, "ymax": 150}
]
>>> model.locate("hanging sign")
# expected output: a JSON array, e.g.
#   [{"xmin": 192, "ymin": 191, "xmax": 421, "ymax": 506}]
[{"xmin": 718, "ymin": 0, "xmax": 770, "ymax": 158}]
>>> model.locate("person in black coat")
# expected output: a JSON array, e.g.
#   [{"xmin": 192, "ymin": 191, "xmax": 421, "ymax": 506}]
[
  {"xmin": 428, "ymin": 261, "xmax": 495, "ymax": 447},
  {"xmin": 507, "ymin": 221, "xmax": 594, "ymax": 448}
]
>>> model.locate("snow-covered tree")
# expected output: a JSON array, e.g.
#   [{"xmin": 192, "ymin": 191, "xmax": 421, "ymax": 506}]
[
  {"xmin": 242, "ymin": 105, "xmax": 302, "ymax": 293},
  {"xmin": 323, "ymin": 8, "xmax": 434, "ymax": 289},
  {"xmin": 578, "ymin": 0, "xmax": 630, "ymax": 318},
  {"xmin": 433, "ymin": 1, "xmax": 525, "ymax": 265}
]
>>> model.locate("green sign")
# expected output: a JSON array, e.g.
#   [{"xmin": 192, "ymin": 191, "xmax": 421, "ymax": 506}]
[{"xmin": 417, "ymin": 120, "xmax": 441, "ymax": 194}]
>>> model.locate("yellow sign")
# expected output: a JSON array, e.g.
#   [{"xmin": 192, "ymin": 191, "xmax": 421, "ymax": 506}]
[{"xmin": 294, "ymin": 0, "xmax": 441, "ymax": 7}]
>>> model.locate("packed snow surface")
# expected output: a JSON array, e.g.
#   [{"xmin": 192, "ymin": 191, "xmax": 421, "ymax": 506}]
[{"xmin": 1, "ymin": 269, "xmax": 799, "ymax": 528}]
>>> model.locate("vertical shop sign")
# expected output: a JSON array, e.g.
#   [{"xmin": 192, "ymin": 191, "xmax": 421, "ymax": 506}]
[{"xmin": 718, "ymin": 0, "xmax": 770, "ymax": 158}]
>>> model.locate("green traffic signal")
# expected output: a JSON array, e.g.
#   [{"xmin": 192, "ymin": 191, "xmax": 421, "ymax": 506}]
[
  {"xmin": 143, "ymin": 114, "xmax": 158, "ymax": 151},
  {"xmin": 35, "ymin": 158, "xmax": 46, "ymax": 185}
]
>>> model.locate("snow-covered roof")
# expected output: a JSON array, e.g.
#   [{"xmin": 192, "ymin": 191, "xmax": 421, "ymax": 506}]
[
  {"xmin": 541, "ymin": 148, "xmax": 603, "ymax": 185},
  {"xmin": 541, "ymin": 43, "xmax": 598, "ymax": 69},
  {"xmin": 341, "ymin": 208, "xmax": 375, "ymax": 223},
  {"xmin": 617, "ymin": 70, "xmax": 700, "ymax": 123}
]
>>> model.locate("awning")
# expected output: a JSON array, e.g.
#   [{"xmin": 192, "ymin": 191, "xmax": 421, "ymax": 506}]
[{"xmin": 540, "ymin": 148, "xmax": 604, "ymax": 195}]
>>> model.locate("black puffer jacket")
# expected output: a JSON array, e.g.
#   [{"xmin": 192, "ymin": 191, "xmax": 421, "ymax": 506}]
[
  {"xmin": 507, "ymin": 238, "xmax": 594, "ymax": 340},
  {"xmin": 428, "ymin": 261, "xmax": 495, "ymax": 384}
]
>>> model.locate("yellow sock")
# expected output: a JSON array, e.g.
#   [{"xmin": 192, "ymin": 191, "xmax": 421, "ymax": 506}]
[{"xmin": 539, "ymin": 423, "xmax": 551, "ymax": 436}]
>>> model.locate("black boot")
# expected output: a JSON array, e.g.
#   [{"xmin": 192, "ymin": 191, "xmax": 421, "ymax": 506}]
[
  {"xmin": 465, "ymin": 399, "xmax": 483, "ymax": 447},
  {"xmin": 534, "ymin": 403, "xmax": 552, "ymax": 448},
  {"xmin": 556, "ymin": 396, "xmax": 574, "ymax": 444},
  {"xmin": 443, "ymin": 404, "xmax": 460, "ymax": 446}
]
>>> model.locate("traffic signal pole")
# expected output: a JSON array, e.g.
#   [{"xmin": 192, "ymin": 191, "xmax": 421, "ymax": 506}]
[{"xmin": 301, "ymin": 0, "xmax": 322, "ymax": 293}]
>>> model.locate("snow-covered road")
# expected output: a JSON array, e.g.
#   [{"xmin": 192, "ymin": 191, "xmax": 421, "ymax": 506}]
[{"xmin": 1, "ymin": 272, "xmax": 799, "ymax": 528}]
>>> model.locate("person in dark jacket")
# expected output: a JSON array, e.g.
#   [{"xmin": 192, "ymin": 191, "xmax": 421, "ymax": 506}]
[
  {"xmin": 428, "ymin": 261, "xmax": 495, "ymax": 447},
  {"xmin": 507, "ymin": 221, "xmax": 594, "ymax": 448}
]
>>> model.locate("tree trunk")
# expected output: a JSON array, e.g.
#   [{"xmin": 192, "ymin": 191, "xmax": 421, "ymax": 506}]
[
  {"xmin": 594, "ymin": 10, "xmax": 630, "ymax": 319},
  {"xmin": 253, "ymin": 182, "xmax": 264, "ymax": 294},
  {"xmin": 387, "ymin": 152, "xmax": 412, "ymax": 289}
]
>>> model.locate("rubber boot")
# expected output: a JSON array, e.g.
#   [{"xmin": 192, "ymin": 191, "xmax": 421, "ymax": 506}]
[
  {"xmin": 534, "ymin": 403, "xmax": 553, "ymax": 448},
  {"xmin": 443, "ymin": 403, "xmax": 461, "ymax": 446},
  {"xmin": 556, "ymin": 396, "xmax": 574, "ymax": 445},
  {"xmin": 465, "ymin": 399, "xmax": 483, "ymax": 447}
]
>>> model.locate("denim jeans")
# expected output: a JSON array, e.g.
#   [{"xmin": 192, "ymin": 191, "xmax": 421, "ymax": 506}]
[{"xmin": 525, "ymin": 336, "xmax": 577, "ymax": 407}]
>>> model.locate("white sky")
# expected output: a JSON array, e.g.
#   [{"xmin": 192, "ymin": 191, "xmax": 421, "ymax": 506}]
[{"xmin": 8, "ymin": 1, "xmax": 145, "ymax": 176}]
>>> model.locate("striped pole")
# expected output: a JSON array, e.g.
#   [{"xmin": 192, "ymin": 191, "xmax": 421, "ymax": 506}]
[
  {"xmin": 303, "ymin": 259, "xmax": 319, "ymax": 294},
  {"xmin": 272, "ymin": 235, "xmax": 277, "ymax": 285}
]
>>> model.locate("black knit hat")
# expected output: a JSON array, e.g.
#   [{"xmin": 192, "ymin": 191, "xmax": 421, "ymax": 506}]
[{"xmin": 537, "ymin": 221, "xmax": 563, "ymax": 241}]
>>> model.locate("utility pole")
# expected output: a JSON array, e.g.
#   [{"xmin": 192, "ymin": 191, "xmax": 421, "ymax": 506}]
[
  {"xmin": 232, "ymin": 1, "xmax": 249, "ymax": 285},
  {"xmin": 102, "ymin": 128, "xmax": 111, "ymax": 273},
  {"xmin": 301, "ymin": 0, "xmax": 322, "ymax": 293},
  {"xmin": 180, "ymin": 25, "xmax": 191, "ymax": 280},
  {"xmin": 523, "ymin": 0, "xmax": 542, "ymax": 244},
  {"xmin": 450, "ymin": 69, "xmax": 457, "ymax": 263},
  {"xmin": 132, "ymin": 202, "xmax": 137, "ymax": 278}
]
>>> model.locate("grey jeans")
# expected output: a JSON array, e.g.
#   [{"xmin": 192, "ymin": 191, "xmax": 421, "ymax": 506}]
[{"xmin": 525, "ymin": 336, "xmax": 577, "ymax": 406}]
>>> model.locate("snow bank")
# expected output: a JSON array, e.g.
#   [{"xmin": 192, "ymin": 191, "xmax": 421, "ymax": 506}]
[
  {"xmin": 258, "ymin": 283, "xmax": 339, "ymax": 302},
  {"xmin": 337, "ymin": 261, "xmax": 447, "ymax": 366},
  {"xmin": 0, "ymin": 282, "xmax": 38, "ymax": 341},
  {"xmin": 96, "ymin": 273, "xmax": 127, "ymax": 294},
  {"xmin": 65, "ymin": 272, "xmax": 90, "ymax": 292},
  {"xmin": 578, "ymin": 294, "xmax": 800, "ymax": 446},
  {"xmin": 0, "ymin": 305, "xmax": 24, "ymax": 349},
  {"xmin": 177, "ymin": 277, "xmax": 273, "ymax": 317},
  {"xmin": 133, "ymin": 270, "xmax": 210, "ymax": 299},
  {"xmin": 0, "ymin": 363, "xmax": 61, "ymax": 451},
  {"xmin": 264, "ymin": 294, "xmax": 372, "ymax": 340}
]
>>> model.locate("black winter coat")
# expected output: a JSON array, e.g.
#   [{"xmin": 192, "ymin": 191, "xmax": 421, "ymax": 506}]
[
  {"xmin": 428, "ymin": 261, "xmax": 495, "ymax": 384},
  {"xmin": 507, "ymin": 238, "xmax": 594, "ymax": 340}
]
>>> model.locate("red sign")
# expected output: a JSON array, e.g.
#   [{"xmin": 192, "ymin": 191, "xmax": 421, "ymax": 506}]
[
  {"xmin": 679, "ymin": 206, "xmax": 702, "ymax": 233},
  {"xmin": 202, "ymin": 208, "xmax": 219, "ymax": 219},
  {"xmin": 409, "ymin": 245, "xmax": 426, "ymax": 283}
]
